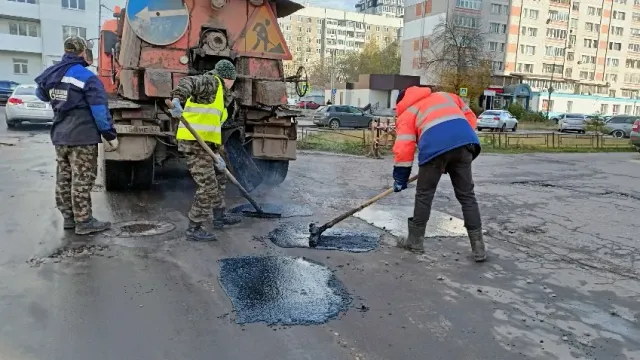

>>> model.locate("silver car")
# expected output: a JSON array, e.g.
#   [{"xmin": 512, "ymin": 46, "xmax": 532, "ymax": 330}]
[
  {"xmin": 5, "ymin": 84, "xmax": 53, "ymax": 128},
  {"xmin": 476, "ymin": 110, "xmax": 518, "ymax": 132},
  {"xmin": 558, "ymin": 114, "xmax": 587, "ymax": 133},
  {"xmin": 603, "ymin": 115, "xmax": 638, "ymax": 138}
]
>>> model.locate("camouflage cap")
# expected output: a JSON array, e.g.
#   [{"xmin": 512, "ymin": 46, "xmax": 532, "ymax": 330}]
[
  {"xmin": 214, "ymin": 59, "xmax": 237, "ymax": 80},
  {"xmin": 64, "ymin": 36, "xmax": 87, "ymax": 54}
]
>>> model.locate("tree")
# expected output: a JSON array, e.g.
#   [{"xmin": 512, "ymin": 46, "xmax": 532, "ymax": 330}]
[{"xmin": 421, "ymin": 16, "xmax": 492, "ymax": 100}]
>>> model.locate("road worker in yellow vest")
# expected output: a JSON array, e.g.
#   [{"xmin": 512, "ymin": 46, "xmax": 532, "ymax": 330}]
[{"xmin": 169, "ymin": 60, "xmax": 241, "ymax": 242}]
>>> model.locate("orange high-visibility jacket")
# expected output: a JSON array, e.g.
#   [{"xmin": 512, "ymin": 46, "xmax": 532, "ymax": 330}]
[{"xmin": 393, "ymin": 86, "xmax": 480, "ymax": 169}]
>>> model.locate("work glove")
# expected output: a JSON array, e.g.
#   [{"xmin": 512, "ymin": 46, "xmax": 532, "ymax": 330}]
[
  {"xmin": 392, "ymin": 166, "xmax": 411, "ymax": 192},
  {"xmin": 103, "ymin": 137, "xmax": 119, "ymax": 152},
  {"xmin": 169, "ymin": 98, "xmax": 183, "ymax": 118},
  {"xmin": 213, "ymin": 153, "xmax": 226, "ymax": 171}
]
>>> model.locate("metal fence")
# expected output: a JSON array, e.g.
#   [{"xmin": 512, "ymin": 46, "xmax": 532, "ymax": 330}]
[{"xmin": 477, "ymin": 132, "xmax": 634, "ymax": 149}]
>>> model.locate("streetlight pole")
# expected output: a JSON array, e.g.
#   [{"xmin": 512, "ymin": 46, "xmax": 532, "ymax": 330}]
[{"xmin": 547, "ymin": 63, "xmax": 555, "ymax": 120}]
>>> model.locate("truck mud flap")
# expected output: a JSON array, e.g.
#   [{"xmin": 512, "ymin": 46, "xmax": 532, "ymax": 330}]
[{"xmin": 224, "ymin": 134, "xmax": 263, "ymax": 192}]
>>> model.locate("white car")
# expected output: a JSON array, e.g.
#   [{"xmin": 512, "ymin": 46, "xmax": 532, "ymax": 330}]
[
  {"xmin": 5, "ymin": 84, "xmax": 53, "ymax": 128},
  {"xmin": 476, "ymin": 110, "xmax": 518, "ymax": 132}
]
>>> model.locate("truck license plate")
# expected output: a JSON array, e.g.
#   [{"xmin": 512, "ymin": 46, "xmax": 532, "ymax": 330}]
[{"xmin": 114, "ymin": 124, "xmax": 162, "ymax": 135}]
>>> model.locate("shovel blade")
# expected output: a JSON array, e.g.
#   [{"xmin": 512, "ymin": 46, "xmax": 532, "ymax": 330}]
[{"xmin": 224, "ymin": 135, "xmax": 263, "ymax": 192}]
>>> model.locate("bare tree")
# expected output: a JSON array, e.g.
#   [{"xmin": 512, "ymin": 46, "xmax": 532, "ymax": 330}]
[{"xmin": 421, "ymin": 16, "xmax": 492, "ymax": 99}]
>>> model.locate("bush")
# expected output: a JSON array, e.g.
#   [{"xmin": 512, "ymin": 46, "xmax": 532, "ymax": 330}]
[
  {"xmin": 507, "ymin": 103, "xmax": 526, "ymax": 120},
  {"xmin": 521, "ymin": 111, "xmax": 549, "ymax": 123},
  {"xmin": 585, "ymin": 117, "xmax": 607, "ymax": 134},
  {"xmin": 470, "ymin": 102, "xmax": 484, "ymax": 116}
]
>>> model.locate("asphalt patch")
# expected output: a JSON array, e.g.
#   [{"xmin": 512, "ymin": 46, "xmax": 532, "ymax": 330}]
[
  {"xmin": 218, "ymin": 256, "xmax": 351, "ymax": 325},
  {"xmin": 264, "ymin": 222, "xmax": 379, "ymax": 252},
  {"xmin": 230, "ymin": 203, "xmax": 313, "ymax": 218},
  {"xmin": 103, "ymin": 220, "xmax": 176, "ymax": 237}
]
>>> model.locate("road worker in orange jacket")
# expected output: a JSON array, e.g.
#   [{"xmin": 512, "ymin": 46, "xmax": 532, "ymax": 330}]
[{"xmin": 392, "ymin": 86, "xmax": 486, "ymax": 262}]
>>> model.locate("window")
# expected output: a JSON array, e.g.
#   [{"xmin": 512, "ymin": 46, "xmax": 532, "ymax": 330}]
[
  {"xmin": 615, "ymin": 0, "xmax": 627, "ymax": 3},
  {"xmin": 61, "ymin": 0, "xmax": 85, "ymax": 10},
  {"xmin": 517, "ymin": 63, "xmax": 534, "ymax": 73},
  {"xmin": 523, "ymin": 8, "xmax": 539, "ymax": 19},
  {"xmin": 580, "ymin": 71, "xmax": 595, "ymax": 80},
  {"xmin": 632, "ymin": 28, "xmax": 640, "ymax": 37},
  {"xmin": 9, "ymin": 22, "xmax": 38, "ymax": 37},
  {"xmin": 548, "ymin": 10, "xmax": 569, "ymax": 21},
  {"xmin": 567, "ymin": 101, "xmax": 573, "ymax": 112},
  {"xmin": 456, "ymin": 0, "xmax": 482, "ymax": 10},
  {"xmin": 609, "ymin": 42, "xmax": 622, "ymax": 51},
  {"xmin": 545, "ymin": 46, "xmax": 565, "ymax": 56},
  {"xmin": 570, "ymin": 18, "xmax": 578, "ymax": 29},
  {"xmin": 565, "ymin": 68, "xmax": 573, "ymax": 77},
  {"xmin": 584, "ymin": 38, "xmax": 598, "ymax": 48},
  {"xmin": 488, "ymin": 41, "xmax": 505, "ymax": 52},
  {"xmin": 629, "ymin": 43, "xmax": 640, "ymax": 52},
  {"xmin": 606, "ymin": 73, "xmax": 618, "ymax": 82},
  {"xmin": 491, "ymin": 3, "xmax": 508, "ymax": 14},
  {"xmin": 627, "ymin": 59, "xmax": 640, "ymax": 68},
  {"xmin": 601, "ymin": 104, "xmax": 609, "ymax": 114},
  {"xmin": 490, "ymin": 22, "xmax": 507, "ymax": 33},
  {"xmin": 572, "ymin": 1, "xmax": 580, "ymax": 11},
  {"xmin": 585, "ymin": 22, "xmax": 600, "ymax": 32},
  {"xmin": 607, "ymin": 58, "xmax": 620, "ymax": 67},
  {"xmin": 520, "ymin": 45, "xmax": 536, "ymax": 55},
  {"xmin": 521, "ymin": 27, "xmax": 538, "ymax": 37},
  {"xmin": 62, "ymin": 25, "xmax": 86, "ymax": 40},
  {"xmin": 613, "ymin": 11, "xmax": 626, "ymax": 20},
  {"xmin": 581, "ymin": 55, "xmax": 596, "ymax": 64},
  {"xmin": 613, "ymin": 104, "xmax": 620, "ymax": 114},
  {"xmin": 9, "ymin": 0, "xmax": 36, "ymax": 3},
  {"xmin": 610, "ymin": 90, "xmax": 617, "ymax": 98},
  {"xmin": 635, "ymin": 13, "xmax": 640, "ymax": 22},
  {"xmin": 542, "ymin": 99, "xmax": 554, "ymax": 112},
  {"xmin": 546, "ymin": 28, "xmax": 567, "ymax": 39},
  {"xmin": 567, "ymin": 52, "xmax": 574, "ymax": 61},
  {"xmin": 491, "ymin": 61, "xmax": 504, "ymax": 70},
  {"xmin": 543, "ymin": 63, "xmax": 563, "ymax": 74},
  {"xmin": 12, "ymin": 59, "xmax": 28, "ymax": 74},
  {"xmin": 455, "ymin": 16, "xmax": 480, "ymax": 28},
  {"xmin": 611, "ymin": 26, "xmax": 624, "ymax": 36},
  {"xmin": 625, "ymin": 105, "xmax": 633, "ymax": 114},
  {"xmin": 588, "ymin": 6, "xmax": 603, "ymax": 16}
]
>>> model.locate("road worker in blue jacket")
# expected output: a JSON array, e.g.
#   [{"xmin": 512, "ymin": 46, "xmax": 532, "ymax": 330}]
[{"xmin": 35, "ymin": 36, "xmax": 118, "ymax": 235}]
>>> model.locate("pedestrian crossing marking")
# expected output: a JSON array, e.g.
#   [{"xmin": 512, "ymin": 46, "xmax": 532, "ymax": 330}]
[{"xmin": 354, "ymin": 205, "xmax": 466, "ymax": 238}]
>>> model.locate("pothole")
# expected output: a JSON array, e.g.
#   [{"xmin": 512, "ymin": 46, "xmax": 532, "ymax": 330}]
[{"xmin": 105, "ymin": 220, "xmax": 176, "ymax": 237}]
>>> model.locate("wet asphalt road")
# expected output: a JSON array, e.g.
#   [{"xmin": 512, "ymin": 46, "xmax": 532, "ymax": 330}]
[{"xmin": 1, "ymin": 106, "xmax": 640, "ymax": 360}]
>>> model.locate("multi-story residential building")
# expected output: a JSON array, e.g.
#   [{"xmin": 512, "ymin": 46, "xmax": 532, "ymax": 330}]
[
  {"xmin": 279, "ymin": 6, "xmax": 403, "ymax": 75},
  {"xmin": 401, "ymin": 0, "xmax": 640, "ymax": 116},
  {"xmin": 0, "ymin": 0, "xmax": 111, "ymax": 83},
  {"xmin": 355, "ymin": 0, "xmax": 405, "ymax": 18}
]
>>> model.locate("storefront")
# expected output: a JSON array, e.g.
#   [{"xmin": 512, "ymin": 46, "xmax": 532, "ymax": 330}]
[{"xmin": 500, "ymin": 83, "xmax": 533, "ymax": 110}]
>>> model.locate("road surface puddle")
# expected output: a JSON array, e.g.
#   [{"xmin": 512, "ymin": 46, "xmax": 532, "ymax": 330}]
[
  {"xmin": 264, "ymin": 222, "xmax": 379, "ymax": 252},
  {"xmin": 230, "ymin": 203, "xmax": 313, "ymax": 218},
  {"xmin": 218, "ymin": 256, "xmax": 351, "ymax": 325}
]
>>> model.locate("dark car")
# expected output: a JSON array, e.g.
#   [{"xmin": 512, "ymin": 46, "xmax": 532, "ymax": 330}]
[
  {"xmin": 297, "ymin": 100, "xmax": 321, "ymax": 110},
  {"xmin": 313, "ymin": 105, "xmax": 374, "ymax": 129},
  {"xmin": 0, "ymin": 80, "xmax": 20, "ymax": 105}
]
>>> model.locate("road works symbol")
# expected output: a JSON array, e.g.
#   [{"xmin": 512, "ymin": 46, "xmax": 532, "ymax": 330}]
[{"xmin": 234, "ymin": 5, "xmax": 292, "ymax": 60}]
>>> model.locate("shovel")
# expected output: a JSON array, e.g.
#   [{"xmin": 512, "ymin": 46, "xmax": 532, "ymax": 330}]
[
  {"xmin": 165, "ymin": 99, "xmax": 281, "ymax": 219},
  {"xmin": 308, "ymin": 175, "xmax": 419, "ymax": 247}
]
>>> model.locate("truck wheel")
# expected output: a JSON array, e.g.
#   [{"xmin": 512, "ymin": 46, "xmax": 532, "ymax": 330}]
[
  {"xmin": 131, "ymin": 155, "xmax": 155, "ymax": 190},
  {"xmin": 254, "ymin": 159, "xmax": 289, "ymax": 186},
  {"xmin": 105, "ymin": 160, "xmax": 132, "ymax": 191}
]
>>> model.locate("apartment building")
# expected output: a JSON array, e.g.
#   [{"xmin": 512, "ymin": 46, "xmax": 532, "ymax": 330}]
[
  {"xmin": 401, "ymin": 0, "xmax": 640, "ymax": 116},
  {"xmin": 0, "ymin": 0, "xmax": 106, "ymax": 83},
  {"xmin": 279, "ymin": 6, "xmax": 403, "ymax": 75},
  {"xmin": 355, "ymin": 0, "xmax": 405, "ymax": 18}
]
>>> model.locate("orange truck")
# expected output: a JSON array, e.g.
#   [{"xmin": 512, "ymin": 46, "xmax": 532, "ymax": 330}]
[{"xmin": 96, "ymin": 0, "xmax": 308, "ymax": 191}]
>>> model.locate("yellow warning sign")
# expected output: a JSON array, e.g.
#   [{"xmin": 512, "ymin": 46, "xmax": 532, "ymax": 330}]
[{"xmin": 233, "ymin": 4, "xmax": 292, "ymax": 60}]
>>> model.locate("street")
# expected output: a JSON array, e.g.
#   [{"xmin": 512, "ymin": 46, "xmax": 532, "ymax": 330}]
[{"xmin": 1, "ymin": 106, "xmax": 639, "ymax": 360}]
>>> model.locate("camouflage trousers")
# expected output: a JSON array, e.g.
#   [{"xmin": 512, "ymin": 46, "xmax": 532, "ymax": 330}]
[
  {"xmin": 179, "ymin": 140, "xmax": 227, "ymax": 223},
  {"xmin": 54, "ymin": 145, "xmax": 98, "ymax": 222}
]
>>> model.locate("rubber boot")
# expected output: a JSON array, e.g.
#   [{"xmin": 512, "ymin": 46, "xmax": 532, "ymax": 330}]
[
  {"xmin": 63, "ymin": 217, "xmax": 75, "ymax": 230},
  {"xmin": 212, "ymin": 208, "xmax": 241, "ymax": 229},
  {"xmin": 186, "ymin": 221, "xmax": 217, "ymax": 242},
  {"xmin": 75, "ymin": 217, "xmax": 111, "ymax": 235},
  {"xmin": 468, "ymin": 229, "xmax": 487, "ymax": 262},
  {"xmin": 397, "ymin": 217, "xmax": 425, "ymax": 254}
]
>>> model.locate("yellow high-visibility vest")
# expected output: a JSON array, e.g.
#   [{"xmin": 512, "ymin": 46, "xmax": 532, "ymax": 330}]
[{"xmin": 175, "ymin": 75, "xmax": 228, "ymax": 144}]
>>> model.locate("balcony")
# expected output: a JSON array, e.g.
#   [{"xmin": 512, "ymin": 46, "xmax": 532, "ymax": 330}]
[
  {"xmin": 0, "ymin": 0, "xmax": 40, "ymax": 20},
  {"xmin": 0, "ymin": 33, "xmax": 42, "ymax": 53}
]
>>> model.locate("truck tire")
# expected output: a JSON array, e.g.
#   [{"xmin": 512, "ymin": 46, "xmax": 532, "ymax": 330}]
[
  {"xmin": 254, "ymin": 159, "xmax": 289, "ymax": 186},
  {"xmin": 131, "ymin": 155, "xmax": 155, "ymax": 190},
  {"xmin": 105, "ymin": 160, "xmax": 132, "ymax": 191}
]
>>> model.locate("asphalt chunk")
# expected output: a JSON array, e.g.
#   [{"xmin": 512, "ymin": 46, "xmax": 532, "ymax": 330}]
[
  {"xmin": 218, "ymin": 256, "xmax": 351, "ymax": 325},
  {"xmin": 230, "ymin": 203, "xmax": 313, "ymax": 218},
  {"xmin": 265, "ymin": 222, "xmax": 379, "ymax": 252}
]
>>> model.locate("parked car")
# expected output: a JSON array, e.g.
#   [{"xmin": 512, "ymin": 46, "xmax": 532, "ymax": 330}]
[
  {"xmin": 5, "ymin": 84, "xmax": 54, "ymax": 128},
  {"xmin": 0, "ymin": 80, "xmax": 20, "ymax": 105},
  {"xmin": 558, "ymin": 114, "xmax": 587, "ymax": 133},
  {"xmin": 297, "ymin": 100, "xmax": 321, "ymax": 110},
  {"xmin": 631, "ymin": 119, "xmax": 640, "ymax": 153},
  {"xmin": 476, "ymin": 110, "xmax": 518, "ymax": 132},
  {"xmin": 313, "ymin": 105, "xmax": 374, "ymax": 129},
  {"xmin": 552, "ymin": 113, "xmax": 586, "ymax": 125},
  {"xmin": 603, "ymin": 115, "xmax": 638, "ymax": 138}
]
